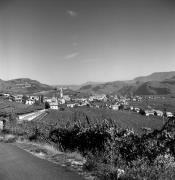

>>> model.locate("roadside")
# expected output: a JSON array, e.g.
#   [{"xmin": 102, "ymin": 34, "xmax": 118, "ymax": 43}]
[
  {"xmin": 0, "ymin": 141, "xmax": 85, "ymax": 180},
  {"xmin": 10, "ymin": 137, "xmax": 94, "ymax": 180}
]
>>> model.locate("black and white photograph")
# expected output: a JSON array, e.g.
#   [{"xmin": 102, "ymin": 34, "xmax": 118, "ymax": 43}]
[{"xmin": 0, "ymin": 0, "xmax": 175, "ymax": 179}]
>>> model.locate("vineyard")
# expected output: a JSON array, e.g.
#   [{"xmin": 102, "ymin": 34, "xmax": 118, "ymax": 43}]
[
  {"xmin": 129, "ymin": 96, "xmax": 175, "ymax": 112},
  {"xmin": 0, "ymin": 97, "xmax": 44, "ymax": 116},
  {"xmin": 36, "ymin": 108, "xmax": 163, "ymax": 134},
  {"xmin": 6, "ymin": 108, "xmax": 175, "ymax": 179}
]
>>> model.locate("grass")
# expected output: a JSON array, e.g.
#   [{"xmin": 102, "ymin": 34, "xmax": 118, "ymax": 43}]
[
  {"xmin": 3, "ymin": 134, "xmax": 16, "ymax": 143},
  {"xmin": 16, "ymin": 140, "xmax": 88, "ymax": 177}
]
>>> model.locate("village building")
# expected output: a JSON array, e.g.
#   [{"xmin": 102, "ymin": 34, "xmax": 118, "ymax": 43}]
[
  {"xmin": 112, "ymin": 104, "xmax": 120, "ymax": 110},
  {"xmin": 145, "ymin": 110, "xmax": 155, "ymax": 116},
  {"xmin": 14, "ymin": 94, "xmax": 23, "ymax": 103},
  {"xmin": 67, "ymin": 103, "xmax": 77, "ymax": 108},
  {"xmin": 166, "ymin": 112, "xmax": 173, "ymax": 117},
  {"xmin": 153, "ymin": 110, "xmax": 163, "ymax": 117},
  {"xmin": 49, "ymin": 97, "xmax": 59, "ymax": 110},
  {"xmin": 26, "ymin": 99, "xmax": 34, "ymax": 105}
]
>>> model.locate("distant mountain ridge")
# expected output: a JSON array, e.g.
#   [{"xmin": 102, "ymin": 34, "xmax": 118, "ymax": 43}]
[
  {"xmin": 78, "ymin": 71, "xmax": 175, "ymax": 95},
  {"xmin": 134, "ymin": 71, "xmax": 175, "ymax": 83},
  {"xmin": 1, "ymin": 71, "xmax": 175, "ymax": 95}
]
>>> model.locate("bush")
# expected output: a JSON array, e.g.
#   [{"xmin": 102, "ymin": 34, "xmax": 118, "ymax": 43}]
[
  {"xmin": 11, "ymin": 111, "xmax": 175, "ymax": 180},
  {"xmin": 139, "ymin": 109, "xmax": 145, "ymax": 116},
  {"xmin": 45, "ymin": 101, "xmax": 50, "ymax": 109}
]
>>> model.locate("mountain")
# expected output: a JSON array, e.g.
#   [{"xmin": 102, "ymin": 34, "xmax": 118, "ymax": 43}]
[
  {"xmin": 115, "ymin": 76, "xmax": 175, "ymax": 96},
  {"xmin": 79, "ymin": 71, "xmax": 175, "ymax": 95},
  {"xmin": 134, "ymin": 71, "xmax": 175, "ymax": 83},
  {"xmin": 1, "ymin": 71, "xmax": 175, "ymax": 96},
  {"xmin": 55, "ymin": 85, "xmax": 81, "ymax": 91},
  {"xmin": 79, "ymin": 81, "xmax": 127, "ymax": 95},
  {"xmin": 55, "ymin": 81, "xmax": 103, "ymax": 91},
  {"xmin": 81, "ymin": 81, "xmax": 104, "ymax": 86},
  {"xmin": 0, "ymin": 78, "xmax": 53, "ymax": 94}
]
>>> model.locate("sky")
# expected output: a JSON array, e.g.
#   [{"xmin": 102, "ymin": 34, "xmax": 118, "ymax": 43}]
[{"xmin": 0, "ymin": 0, "xmax": 175, "ymax": 85}]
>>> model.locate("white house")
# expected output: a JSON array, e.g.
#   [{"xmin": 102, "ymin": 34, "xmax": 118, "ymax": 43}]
[
  {"xmin": 26, "ymin": 99, "xmax": 34, "ymax": 105},
  {"xmin": 67, "ymin": 103, "xmax": 77, "ymax": 108},
  {"xmin": 154, "ymin": 110, "xmax": 163, "ymax": 117},
  {"xmin": 49, "ymin": 97, "xmax": 59, "ymax": 110},
  {"xmin": 63, "ymin": 95, "xmax": 71, "ymax": 101},
  {"xmin": 112, "ymin": 104, "xmax": 120, "ymax": 110},
  {"xmin": 3, "ymin": 93, "xmax": 10, "ymax": 97},
  {"xmin": 166, "ymin": 112, "xmax": 173, "ymax": 117},
  {"xmin": 135, "ymin": 107, "xmax": 140, "ymax": 113},
  {"xmin": 50, "ymin": 102, "xmax": 59, "ymax": 110},
  {"xmin": 145, "ymin": 110, "xmax": 154, "ymax": 116},
  {"xmin": 14, "ymin": 94, "xmax": 23, "ymax": 103}
]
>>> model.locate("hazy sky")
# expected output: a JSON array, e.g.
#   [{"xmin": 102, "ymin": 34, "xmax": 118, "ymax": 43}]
[{"xmin": 0, "ymin": 0, "xmax": 175, "ymax": 84}]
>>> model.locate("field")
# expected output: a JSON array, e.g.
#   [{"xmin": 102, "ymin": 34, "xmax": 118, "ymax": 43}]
[
  {"xmin": 38, "ymin": 107, "xmax": 163, "ymax": 134},
  {"xmin": 6, "ymin": 105, "xmax": 175, "ymax": 180},
  {"xmin": 129, "ymin": 96, "xmax": 175, "ymax": 112},
  {"xmin": 0, "ymin": 97, "xmax": 44, "ymax": 116}
]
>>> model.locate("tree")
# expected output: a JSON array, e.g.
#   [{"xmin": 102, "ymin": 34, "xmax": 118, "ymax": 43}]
[
  {"xmin": 163, "ymin": 108, "xmax": 167, "ymax": 117},
  {"xmin": 119, "ymin": 104, "xmax": 124, "ymax": 111},
  {"xmin": 163, "ymin": 108, "xmax": 167, "ymax": 125},
  {"xmin": 34, "ymin": 100, "xmax": 40, "ymax": 106},
  {"xmin": 40, "ymin": 95, "xmax": 44, "ymax": 103},
  {"xmin": 154, "ymin": 111, "xmax": 158, "ymax": 116},
  {"xmin": 139, "ymin": 109, "xmax": 146, "ymax": 116},
  {"xmin": 45, "ymin": 101, "xmax": 50, "ymax": 109},
  {"xmin": 22, "ymin": 95, "xmax": 28, "ymax": 104},
  {"xmin": 9, "ymin": 112, "xmax": 17, "ymax": 134}
]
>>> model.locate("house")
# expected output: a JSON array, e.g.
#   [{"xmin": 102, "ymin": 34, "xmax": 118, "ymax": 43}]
[
  {"xmin": 89, "ymin": 94, "xmax": 107, "ymax": 101},
  {"xmin": 14, "ymin": 94, "xmax": 23, "ymax": 103},
  {"xmin": 29, "ymin": 96, "xmax": 39, "ymax": 101},
  {"xmin": 58, "ymin": 98, "xmax": 66, "ymax": 104},
  {"xmin": 166, "ymin": 112, "xmax": 173, "ymax": 117},
  {"xmin": 50, "ymin": 102, "xmax": 59, "ymax": 110},
  {"xmin": 26, "ymin": 99, "xmax": 34, "ymax": 105},
  {"xmin": 145, "ymin": 110, "xmax": 154, "ymax": 116},
  {"xmin": 49, "ymin": 97, "xmax": 59, "ymax": 110},
  {"xmin": 154, "ymin": 110, "xmax": 163, "ymax": 117},
  {"xmin": 3, "ymin": 93, "xmax": 10, "ymax": 97},
  {"xmin": 112, "ymin": 104, "xmax": 119, "ymax": 110},
  {"xmin": 67, "ymin": 103, "xmax": 77, "ymax": 108},
  {"xmin": 135, "ymin": 107, "xmax": 140, "ymax": 113},
  {"xmin": 63, "ymin": 95, "xmax": 71, "ymax": 101},
  {"xmin": 130, "ymin": 106, "xmax": 134, "ymax": 111}
]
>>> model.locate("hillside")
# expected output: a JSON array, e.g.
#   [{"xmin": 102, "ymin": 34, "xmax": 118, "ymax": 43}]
[
  {"xmin": 1, "ymin": 71, "xmax": 175, "ymax": 96},
  {"xmin": 79, "ymin": 81, "xmax": 127, "ymax": 95},
  {"xmin": 134, "ymin": 71, "xmax": 175, "ymax": 83},
  {"xmin": 55, "ymin": 81, "xmax": 104, "ymax": 91},
  {"xmin": 0, "ymin": 78, "xmax": 53, "ymax": 94},
  {"xmin": 79, "ymin": 71, "xmax": 175, "ymax": 95}
]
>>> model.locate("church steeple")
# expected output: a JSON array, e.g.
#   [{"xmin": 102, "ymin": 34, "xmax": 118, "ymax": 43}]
[{"xmin": 60, "ymin": 88, "xmax": 63, "ymax": 98}]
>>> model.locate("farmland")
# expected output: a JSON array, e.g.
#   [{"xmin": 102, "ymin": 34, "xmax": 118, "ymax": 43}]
[
  {"xmin": 12, "ymin": 108, "xmax": 175, "ymax": 180},
  {"xmin": 34, "ymin": 107, "xmax": 163, "ymax": 134},
  {"xmin": 129, "ymin": 96, "xmax": 175, "ymax": 112},
  {"xmin": 0, "ymin": 97, "xmax": 44, "ymax": 116},
  {"xmin": 3, "ymin": 103, "xmax": 175, "ymax": 180}
]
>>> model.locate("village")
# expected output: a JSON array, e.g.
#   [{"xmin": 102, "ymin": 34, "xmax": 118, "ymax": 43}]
[{"xmin": 0, "ymin": 88, "xmax": 174, "ymax": 119}]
